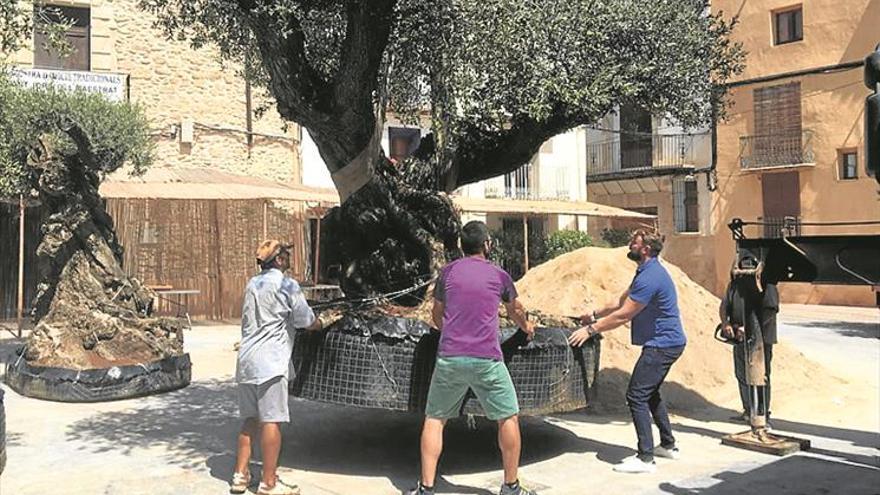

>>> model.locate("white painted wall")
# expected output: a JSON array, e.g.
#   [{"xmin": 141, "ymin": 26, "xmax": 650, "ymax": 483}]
[
  {"xmin": 299, "ymin": 118, "xmax": 592, "ymax": 234},
  {"xmin": 301, "ymin": 130, "xmax": 335, "ymax": 189}
]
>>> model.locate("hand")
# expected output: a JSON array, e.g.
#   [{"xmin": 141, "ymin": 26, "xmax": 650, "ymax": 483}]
[
  {"xmin": 568, "ymin": 326, "xmax": 593, "ymax": 347},
  {"xmin": 317, "ymin": 312, "xmax": 341, "ymax": 330},
  {"xmin": 522, "ymin": 320, "xmax": 536, "ymax": 340},
  {"xmin": 580, "ymin": 310, "xmax": 596, "ymax": 325},
  {"xmin": 721, "ymin": 324, "xmax": 734, "ymax": 339}
]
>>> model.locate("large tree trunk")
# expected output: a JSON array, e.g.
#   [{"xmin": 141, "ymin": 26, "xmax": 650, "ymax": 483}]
[
  {"xmin": 22, "ymin": 138, "xmax": 184, "ymax": 369},
  {"xmin": 320, "ymin": 155, "xmax": 461, "ymax": 304}
]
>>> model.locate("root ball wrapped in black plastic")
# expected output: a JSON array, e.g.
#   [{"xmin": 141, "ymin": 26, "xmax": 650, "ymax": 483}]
[{"xmin": 290, "ymin": 314, "xmax": 599, "ymax": 416}]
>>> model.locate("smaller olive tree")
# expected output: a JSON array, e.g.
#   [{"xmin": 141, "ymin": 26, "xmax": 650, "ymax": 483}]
[{"xmin": 1, "ymin": 73, "xmax": 184, "ymax": 370}]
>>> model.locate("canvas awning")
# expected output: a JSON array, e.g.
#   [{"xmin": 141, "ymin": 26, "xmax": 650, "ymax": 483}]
[
  {"xmin": 99, "ymin": 167, "xmax": 339, "ymax": 203},
  {"xmin": 452, "ymin": 196, "xmax": 655, "ymax": 219},
  {"xmin": 99, "ymin": 168, "xmax": 654, "ymax": 221}
]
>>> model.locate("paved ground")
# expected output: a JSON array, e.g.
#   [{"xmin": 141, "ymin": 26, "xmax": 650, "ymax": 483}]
[{"xmin": 0, "ymin": 305, "xmax": 877, "ymax": 494}]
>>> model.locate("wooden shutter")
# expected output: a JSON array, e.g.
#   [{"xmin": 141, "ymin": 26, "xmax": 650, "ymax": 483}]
[
  {"xmin": 753, "ymin": 82, "xmax": 802, "ymax": 165},
  {"xmin": 761, "ymin": 171, "xmax": 801, "ymax": 237},
  {"xmin": 684, "ymin": 181, "xmax": 699, "ymax": 232},
  {"xmin": 33, "ymin": 6, "xmax": 90, "ymax": 71},
  {"xmin": 754, "ymin": 83, "xmax": 801, "ymax": 136}
]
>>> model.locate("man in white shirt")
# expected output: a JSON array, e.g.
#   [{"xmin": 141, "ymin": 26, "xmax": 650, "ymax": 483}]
[{"xmin": 231, "ymin": 240, "xmax": 323, "ymax": 495}]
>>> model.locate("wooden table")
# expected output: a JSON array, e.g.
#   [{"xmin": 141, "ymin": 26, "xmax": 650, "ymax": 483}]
[{"xmin": 152, "ymin": 288, "xmax": 200, "ymax": 332}]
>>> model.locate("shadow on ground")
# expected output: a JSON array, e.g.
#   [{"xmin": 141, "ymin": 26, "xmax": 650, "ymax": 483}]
[
  {"xmin": 65, "ymin": 379, "xmax": 630, "ymax": 494},
  {"xmin": 789, "ymin": 321, "xmax": 879, "ymax": 340},
  {"xmin": 62, "ymin": 370, "xmax": 879, "ymax": 493},
  {"xmin": 657, "ymin": 455, "xmax": 880, "ymax": 495},
  {"xmin": 566, "ymin": 368, "xmax": 880, "ymax": 459}
]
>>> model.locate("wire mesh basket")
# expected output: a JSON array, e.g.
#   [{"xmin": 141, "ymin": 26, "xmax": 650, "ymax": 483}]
[{"xmin": 290, "ymin": 314, "xmax": 600, "ymax": 415}]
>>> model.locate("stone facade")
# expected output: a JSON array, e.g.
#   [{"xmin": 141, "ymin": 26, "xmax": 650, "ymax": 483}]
[{"xmin": 12, "ymin": 0, "xmax": 302, "ymax": 185}]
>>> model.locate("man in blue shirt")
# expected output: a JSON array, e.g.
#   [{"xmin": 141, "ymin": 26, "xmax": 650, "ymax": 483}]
[{"xmin": 569, "ymin": 230, "xmax": 687, "ymax": 474}]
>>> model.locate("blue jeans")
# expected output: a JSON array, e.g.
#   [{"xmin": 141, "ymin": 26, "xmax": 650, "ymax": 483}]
[{"xmin": 626, "ymin": 345, "xmax": 685, "ymax": 461}]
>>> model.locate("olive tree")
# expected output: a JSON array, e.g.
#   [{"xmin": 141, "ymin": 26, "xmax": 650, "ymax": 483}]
[
  {"xmin": 139, "ymin": 0, "xmax": 743, "ymax": 299},
  {"xmin": 0, "ymin": 74, "xmax": 184, "ymax": 369}
]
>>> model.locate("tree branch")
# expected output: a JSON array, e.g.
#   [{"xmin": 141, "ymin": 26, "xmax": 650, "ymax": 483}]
[
  {"xmin": 238, "ymin": 0, "xmax": 396, "ymax": 173},
  {"xmin": 450, "ymin": 105, "xmax": 608, "ymax": 189},
  {"xmin": 334, "ymin": 1, "xmax": 396, "ymax": 109},
  {"xmin": 237, "ymin": 1, "xmax": 333, "ymax": 124}
]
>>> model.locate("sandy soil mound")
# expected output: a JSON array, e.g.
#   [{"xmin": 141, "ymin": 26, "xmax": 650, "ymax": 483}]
[{"xmin": 516, "ymin": 246, "xmax": 845, "ymax": 413}]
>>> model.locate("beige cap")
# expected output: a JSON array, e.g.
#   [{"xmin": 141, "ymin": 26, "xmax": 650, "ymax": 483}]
[{"xmin": 255, "ymin": 239, "xmax": 292, "ymax": 264}]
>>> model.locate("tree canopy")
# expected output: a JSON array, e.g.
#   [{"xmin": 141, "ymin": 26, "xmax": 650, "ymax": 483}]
[
  {"xmin": 0, "ymin": 72, "xmax": 153, "ymax": 197},
  {"xmin": 139, "ymin": 0, "xmax": 744, "ymax": 194},
  {"xmin": 1, "ymin": 1, "xmax": 78, "ymax": 61}
]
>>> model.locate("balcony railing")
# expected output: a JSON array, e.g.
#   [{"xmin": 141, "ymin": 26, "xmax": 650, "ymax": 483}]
[
  {"xmin": 739, "ymin": 130, "xmax": 815, "ymax": 169},
  {"xmin": 483, "ymin": 163, "xmax": 573, "ymax": 200},
  {"xmin": 586, "ymin": 133, "xmax": 710, "ymax": 177},
  {"xmin": 761, "ymin": 216, "xmax": 803, "ymax": 238}
]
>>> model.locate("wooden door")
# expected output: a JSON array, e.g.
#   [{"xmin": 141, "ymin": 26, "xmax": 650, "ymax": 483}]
[
  {"xmin": 620, "ymin": 104, "xmax": 653, "ymax": 169},
  {"xmin": 761, "ymin": 171, "xmax": 801, "ymax": 237}
]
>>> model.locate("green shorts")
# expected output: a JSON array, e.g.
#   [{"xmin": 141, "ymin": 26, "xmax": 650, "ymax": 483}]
[{"xmin": 425, "ymin": 356, "xmax": 520, "ymax": 421}]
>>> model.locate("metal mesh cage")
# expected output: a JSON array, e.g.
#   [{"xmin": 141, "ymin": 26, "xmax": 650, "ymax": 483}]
[{"xmin": 291, "ymin": 315, "xmax": 600, "ymax": 415}]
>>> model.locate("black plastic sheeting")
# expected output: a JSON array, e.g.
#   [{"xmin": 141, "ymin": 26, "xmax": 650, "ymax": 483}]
[
  {"xmin": 1, "ymin": 388, "xmax": 5, "ymax": 475},
  {"xmin": 291, "ymin": 314, "xmax": 600, "ymax": 416},
  {"xmin": 3, "ymin": 352, "xmax": 192, "ymax": 403}
]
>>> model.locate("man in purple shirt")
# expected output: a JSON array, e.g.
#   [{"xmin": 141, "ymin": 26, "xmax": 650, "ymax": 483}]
[{"xmin": 410, "ymin": 221, "xmax": 536, "ymax": 495}]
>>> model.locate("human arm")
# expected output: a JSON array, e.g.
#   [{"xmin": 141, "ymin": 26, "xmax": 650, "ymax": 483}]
[
  {"xmin": 431, "ymin": 270, "xmax": 449, "ymax": 330},
  {"xmin": 580, "ymin": 289, "xmax": 630, "ymax": 325},
  {"xmin": 497, "ymin": 269, "xmax": 533, "ymax": 338},
  {"xmin": 568, "ymin": 296, "xmax": 646, "ymax": 347},
  {"xmin": 304, "ymin": 316, "xmax": 323, "ymax": 332},
  {"xmin": 432, "ymin": 298, "xmax": 445, "ymax": 330},
  {"xmin": 504, "ymin": 298, "xmax": 535, "ymax": 339},
  {"xmin": 719, "ymin": 286, "xmax": 735, "ymax": 339},
  {"xmin": 286, "ymin": 280, "xmax": 321, "ymax": 331}
]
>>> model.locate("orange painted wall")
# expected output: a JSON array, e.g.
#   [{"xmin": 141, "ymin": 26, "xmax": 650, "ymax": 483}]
[{"xmin": 711, "ymin": 0, "xmax": 880, "ymax": 306}]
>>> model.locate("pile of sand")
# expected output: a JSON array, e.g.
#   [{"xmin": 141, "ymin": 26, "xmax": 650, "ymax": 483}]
[{"xmin": 516, "ymin": 246, "xmax": 845, "ymax": 413}]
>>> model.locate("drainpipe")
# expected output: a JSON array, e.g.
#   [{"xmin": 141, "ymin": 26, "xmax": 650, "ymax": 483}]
[{"xmin": 692, "ymin": 103, "xmax": 719, "ymax": 192}]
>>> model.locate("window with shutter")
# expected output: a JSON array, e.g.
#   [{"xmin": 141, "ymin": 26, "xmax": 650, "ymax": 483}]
[
  {"xmin": 839, "ymin": 150, "xmax": 858, "ymax": 180},
  {"xmin": 761, "ymin": 171, "xmax": 801, "ymax": 237},
  {"xmin": 752, "ymin": 82, "xmax": 803, "ymax": 166},
  {"xmin": 33, "ymin": 5, "xmax": 90, "ymax": 71},
  {"xmin": 774, "ymin": 7, "xmax": 803, "ymax": 45},
  {"xmin": 620, "ymin": 104, "xmax": 653, "ymax": 170},
  {"xmin": 673, "ymin": 178, "xmax": 699, "ymax": 233}
]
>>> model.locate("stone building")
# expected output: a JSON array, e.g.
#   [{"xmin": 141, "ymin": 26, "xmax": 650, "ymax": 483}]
[
  {"xmin": 9, "ymin": 0, "xmax": 301, "ymax": 182},
  {"xmin": 2, "ymin": 0, "xmax": 334, "ymax": 320},
  {"xmin": 2, "ymin": 0, "xmax": 653, "ymax": 319}
]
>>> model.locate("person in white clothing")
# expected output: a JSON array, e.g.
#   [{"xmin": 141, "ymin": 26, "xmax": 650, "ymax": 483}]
[{"xmin": 231, "ymin": 240, "xmax": 323, "ymax": 495}]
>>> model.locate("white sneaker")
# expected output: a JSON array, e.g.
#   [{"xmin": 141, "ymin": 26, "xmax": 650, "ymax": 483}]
[
  {"xmin": 653, "ymin": 445, "xmax": 680, "ymax": 460},
  {"xmin": 613, "ymin": 455, "xmax": 657, "ymax": 474},
  {"xmin": 257, "ymin": 479, "xmax": 301, "ymax": 495},
  {"xmin": 230, "ymin": 471, "xmax": 250, "ymax": 494}
]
